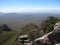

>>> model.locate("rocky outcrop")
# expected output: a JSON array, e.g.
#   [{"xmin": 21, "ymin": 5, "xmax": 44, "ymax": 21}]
[
  {"xmin": 19, "ymin": 35, "xmax": 32, "ymax": 45},
  {"xmin": 34, "ymin": 22, "xmax": 60, "ymax": 45}
]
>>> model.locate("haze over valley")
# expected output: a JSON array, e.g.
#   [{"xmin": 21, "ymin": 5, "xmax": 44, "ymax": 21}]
[{"xmin": 0, "ymin": 13, "xmax": 60, "ymax": 31}]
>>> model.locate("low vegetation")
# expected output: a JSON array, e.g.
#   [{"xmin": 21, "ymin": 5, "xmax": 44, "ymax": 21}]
[
  {"xmin": 0, "ymin": 24, "xmax": 18, "ymax": 45},
  {"xmin": 0, "ymin": 16, "xmax": 60, "ymax": 45}
]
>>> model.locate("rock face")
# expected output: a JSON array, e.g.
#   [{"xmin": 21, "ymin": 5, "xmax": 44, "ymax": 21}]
[
  {"xmin": 55, "ymin": 43, "xmax": 60, "ymax": 45},
  {"xmin": 35, "ymin": 32, "xmax": 53, "ymax": 45},
  {"xmin": 19, "ymin": 35, "xmax": 29, "ymax": 45},
  {"xmin": 48, "ymin": 22, "xmax": 60, "ymax": 45},
  {"xmin": 48, "ymin": 28, "xmax": 60, "ymax": 44},
  {"xmin": 19, "ymin": 35, "xmax": 32, "ymax": 45},
  {"xmin": 34, "ymin": 22, "xmax": 60, "ymax": 45}
]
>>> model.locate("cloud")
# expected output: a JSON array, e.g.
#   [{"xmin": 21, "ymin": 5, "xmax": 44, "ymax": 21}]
[{"xmin": 0, "ymin": 8, "xmax": 60, "ymax": 13}]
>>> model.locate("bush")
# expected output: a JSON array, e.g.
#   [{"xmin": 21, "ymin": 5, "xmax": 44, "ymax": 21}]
[
  {"xmin": 0, "ymin": 24, "xmax": 12, "ymax": 31},
  {"xmin": 40, "ymin": 16, "xmax": 60, "ymax": 33}
]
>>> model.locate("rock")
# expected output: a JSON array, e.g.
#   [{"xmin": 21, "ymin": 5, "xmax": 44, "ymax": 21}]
[{"xmin": 34, "ymin": 22, "xmax": 60, "ymax": 45}]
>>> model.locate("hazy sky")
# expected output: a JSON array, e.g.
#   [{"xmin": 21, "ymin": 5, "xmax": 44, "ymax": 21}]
[{"xmin": 0, "ymin": 0, "xmax": 60, "ymax": 13}]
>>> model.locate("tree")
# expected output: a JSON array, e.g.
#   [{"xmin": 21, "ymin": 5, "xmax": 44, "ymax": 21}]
[{"xmin": 40, "ymin": 16, "xmax": 60, "ymax": 33}]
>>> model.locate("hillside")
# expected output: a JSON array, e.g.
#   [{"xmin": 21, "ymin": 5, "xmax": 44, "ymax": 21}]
[
  {"xmin": 0, "ymin": 15, "xmax": 60, "ymax": 45},
  {"xmin": 0, "ymin": 24, "xmax": 19, "ymax": 45},
  {"xmin": 0, "ymin": 31, "xmax": 18, "ymax": 45}
]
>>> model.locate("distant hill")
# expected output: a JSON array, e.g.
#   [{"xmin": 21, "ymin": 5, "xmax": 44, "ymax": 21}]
[{"xmin": 0, "ymin": 13, "xmax": 60, "ymax": 32}]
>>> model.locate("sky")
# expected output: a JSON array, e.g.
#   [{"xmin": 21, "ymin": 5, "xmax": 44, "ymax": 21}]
[{"xmin": 0, "ymin": 0, "xmax": 60, "ymax": 13}]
